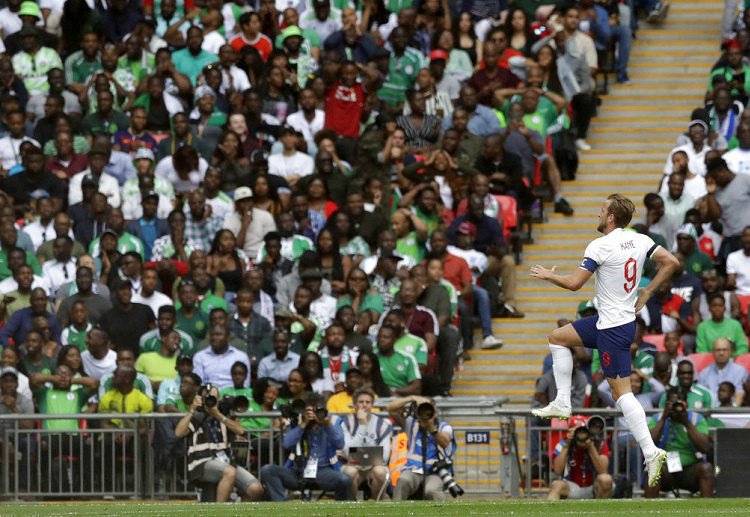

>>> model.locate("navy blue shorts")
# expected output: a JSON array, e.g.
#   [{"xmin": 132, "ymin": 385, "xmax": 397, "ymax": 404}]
[{"xmin": 571, "ymin": 316, "xmax": 635, "ymax": 379}]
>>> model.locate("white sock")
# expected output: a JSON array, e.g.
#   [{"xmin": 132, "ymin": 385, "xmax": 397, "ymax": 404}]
[
  {"xmin": 549, "ymin": 344, "xmax": 573, "ymax": 408},
  {"xmin": 616, "ymin": 392, "xmax": 658, "ymax": 459}
]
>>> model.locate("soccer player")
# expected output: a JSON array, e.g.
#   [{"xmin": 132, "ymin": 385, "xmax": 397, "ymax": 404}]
[{"xmin": 529, "ymin": 194, "xmax": 679, "ymax": 488}]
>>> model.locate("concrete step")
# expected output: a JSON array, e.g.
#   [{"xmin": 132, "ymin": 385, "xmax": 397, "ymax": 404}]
[
  {"xmin": 582, "ymin": 138, "xmax": 676, "ymax": 150},
  {"xmin": 596, "ymin": 95, "xmax": 702, "ymax": 107},
  {"xmin": 628, "ymin": 51, "xmax": 720, "ymax": 63}
]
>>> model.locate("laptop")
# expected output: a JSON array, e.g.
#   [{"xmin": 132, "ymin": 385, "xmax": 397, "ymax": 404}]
[{"xmin": 348, "ymin": 446, "xmax": 384, "ymax": 466}]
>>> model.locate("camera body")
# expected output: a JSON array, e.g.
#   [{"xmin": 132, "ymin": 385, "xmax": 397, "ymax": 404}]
[
  {"xmin": 279, "ymin": 399, "xmax": 307, "ymax": 428},
  {"xmin": 574, "ymin": 425, "xmax": 590, "ymax": 446},
  {"xmin": 313, "ymin": 406, "xmax": 328, "ymax": 422},
  {"xmin": 431, "ymin": 459, "xmax": 464, "ymax": 498},
  {"xmin": 218, "ymin": 394, "xmax": 249, "ymax": 416},
  {"xmin": 198, "ymin": 384, "xmax": 218, "ymax": 412},
  {"xmin": 409, "ymin": 401, "xmax": 435, "ymax": 421}
]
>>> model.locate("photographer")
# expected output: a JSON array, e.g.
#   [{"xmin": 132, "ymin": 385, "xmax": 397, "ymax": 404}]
[
  {"xmin": 340, "ymin": 387, "xmax": 393, "ymax": 499},
  {"xmin": 174, "ymin": 384, "xmax": 264, "ymax": 502},
  {"xmin": 260, "ymin": 392, "xmax": 351, "ymax": 501},
  {"xmin": 548, "ymin": 416, "xmax": 612, "ymax": 500},
  {"xmin": 644, "ymin": 387, "xmax": 714, "ymax": 498},
  {"xmin": 387, "ymin": 395, "xmax": 458, "ymax": 501}
]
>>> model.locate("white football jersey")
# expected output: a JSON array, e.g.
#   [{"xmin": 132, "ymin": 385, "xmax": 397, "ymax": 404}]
[{"xmin": 579, "ymin": 228, "xmax": 659, "ymax": 329}]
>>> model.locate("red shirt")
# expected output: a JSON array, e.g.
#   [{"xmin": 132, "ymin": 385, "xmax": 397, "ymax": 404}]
[
  {"xmin": 403, "ymin": 307, "xmax": 438, "ymax": 339},
  {"xmin": 441, "ymin": 253, "xmax": 472, "ymax": 294},
  {"xmin": 324, "ymin": 82, "xmax": 366, "ymax": 138},
  {"xmin": 554, "ymin": 439, "xmax": 611, "ymax": 487},
  {"xmin": 230, "ymin": 33, "xmax": 273, "ymax": 61}
]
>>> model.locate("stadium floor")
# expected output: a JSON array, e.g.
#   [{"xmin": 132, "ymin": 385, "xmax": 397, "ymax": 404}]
[{"xmin": 0, "ymin": 498, "xmax": 747, "ymax": 516}]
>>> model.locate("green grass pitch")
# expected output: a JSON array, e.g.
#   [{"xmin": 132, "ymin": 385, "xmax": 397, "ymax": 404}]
[{"xmin": 0, "ymin": 498, "xmax": 747, "ymax": 516}]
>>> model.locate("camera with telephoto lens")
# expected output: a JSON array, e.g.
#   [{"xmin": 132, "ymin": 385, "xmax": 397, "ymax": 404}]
[
  {"xmin": 313, "ymin": 406, "xmax": 328, "ymax": 421},
  {"xmin": 410, "ymin": 401, "xmax": 436, "ymax": 421},
  {"xmin": 218, "ymin": 394, "xmax": 249, "ymax": 416},
  {"xmin": 280, "ymin": 399, "xmax": 307, "ymax": 428},
  {"xmin": 431, "ymin": 458, "xmax": 464, "ymax": 498},
  {"xmin": 198, "ymin": 384, "xmax": 217, "ymax": 412},
  {"xmin": 667, "ymin": 387, "xmax": 688, "ymax": 418},
  {"xmin": 574, "ymin": 425, "xmax": 590, "ymax": 445}
]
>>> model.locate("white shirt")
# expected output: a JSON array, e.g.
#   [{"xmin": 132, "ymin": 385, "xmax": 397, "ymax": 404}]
[
  {"xmin": 0, "ymin": 274, "xmax": 49, "ymax": 295},
  {"xmin": 286, "ymin": 110, "xmax": 326, "ymax": 143},
  {"xmin": 22, "ymin": 219, "xmax": 55, "ymax": 251},
  {"xmin": 0, "ymin": 8, "xmax": 22, "ymax": 37},
  {"xmin": 659, "ymin": 173, "xmax": 707, "ymax": 201},
  {"xmin": 0, "ymin": 136, "xmax": 40, "ymax": 170},
  {"xmin": 155, "ymin": 156, "xmax": 209, "ymax": 193},
  {"xmin": 69, "ymin": 170, "xmax": 121, "ymax": 208},
  {"xmin": 268, "ymin": 151, "xmax": 314, "ymax": 180},
  {"xmin": 39, "ymin": 0, "xmax": 66, "ymax": 14},
  {"xmin": 131, "ymin": 290, "xmax": 174, "ymax": 317},
  {"xmin": 81, "ymin": 349, "xmax": 117, "ymax": 380},
  {"xmin": 580, "ymin": 228, "xmax": 658, "ymax": 329},
  {"xmin": 726, "ymin": 249, "xmax": 750, "ymax": 296},
  {"xmin": 310, "ymin": 293, "xmax": 338, "ymax": 329},
  {"xmin": 664, "ymin": 143, "xmax": 710, "ymax": 177},
  {"xmin": 41, "ymin": 259, "xmax": 77, "ymax": 298},
  {"xmin": 446, "ymin": 245, "xmax": 487, "ymax": 282},
  {"xmin": 222, "ymin": 209, "xmax": 277, "ymax": 258},
  {"xmin": 226, "ymin": 65, "xmax": 251, "ymax": 92},
  {"xmin": 722, "ymin": 147, "xmax": 750, "ymax": 176},
  {"xmin": 16, "ymin": 371, "xmax": 32, "ymax": 400},
  {"xmin": 201, "ymin": 30, "xmax": 226, "ymax": 56}
]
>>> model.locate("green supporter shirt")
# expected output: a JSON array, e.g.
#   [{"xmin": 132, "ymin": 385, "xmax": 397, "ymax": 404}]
[
  {"xmin": 336, "ymin": 293, "xmax": 384, "ymax": 316},
  {"xmin": 175, "ymin": 308, "xmax": 209, "ymax": 344},
  {"xmin": 375, "ymin": 349, "xmax": 421, "ymax": 389},
  {"xmin": 412, "ymin": 206, "xmax": 440, "ymax": 237},
  {"xmin": 394, "ymin": 332, "xmax": 428, "ymax": 365},
  {"xmin": 684, "ymin": 249, "xmax": 714, "ymax": 277},
  {"xmin": 117, "ymin": 55, "xmax": 155, "ymax": 83},
  {"xmin": 378, "ymin": 47, "xmax": 424, "ymax": 105},
  {"xmin": 139, "ymin": 328, "xmax": 196, "ymax": 357},
  {"xmin": 396, "ymin": 230, "xmax": 424, "ymax": 263},
  {"xmin": 36, "ymin": 384, "xmax": 88, "ymax": 431},
  {"xmin": 165, "ymin": 393, "xmax": 190, "ymax": 412},
  {"xmin": 60, "ymin": 323, "xmax": 92, "ymax": 352},
  {"xmin": 64, "ymin": 50, "xmax": 102, "ymax": 85},
  {"xmin": 89, "ymin": 232, "xmax": 144, "ymax": 259},
  {"xmin": 136, "ymin": 351, "xmax": 178, "ymax": 382},
  {"xmin": 0, "ymin": 250, "xmax": 41, "ymax": 281},
  {"xmin": 658, "ymin": 384, "xmax": 714, "ymax": 410},
  {"xmin": 708, "ymin": 64, "xmax": 750, "ymax": 97},
  {"xmin": 648, "ymin": 412, "xmax": 710, "ymax": 467},
  {"xmin": 696, "ymin": 317, "xmax": 748, "ymax": 355},
  {"xmin": 82, "ymin": 111, "xmax": 132, "ymax": 136},
  {"xmin": 257, "ymin": 235, "xmax": 314, "ymax": 263},
  {"xmin": 21, "ymin": 355, "xmax": 56, "ymax": 376}
]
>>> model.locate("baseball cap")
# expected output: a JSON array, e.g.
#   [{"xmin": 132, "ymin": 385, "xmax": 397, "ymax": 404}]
[
  {"xmin": 250, "ymin": 149, "xmax": 268, "ymax": 165},
  {"xmin": 81, "ymin": 174, "xmax": 99, "ymax": 187},
  {"xmin": 135, "ymin": 147, "xmax": 155, "ymax": 162},
  {"xmin": 429, "ymin": 49, "xmax": 448, "ymax": 61},
  {"xmin": 194, "ymin": 84, "xmax": 216, "ymax": 102},
  {"xmin": 676, "ymin": 223, "xmax": 697, "ymax": 240},
  {"xmin": 18, "ymin": 1, "xmax": 41, "ymax": 19},
  {"xmin": 30, "ymin": 188, "xmax": 50, "ymax": 200},
  {"xmin": 234, "ymin": 186, "xmax": 253, "ymax": 201},
  {"xmin": 281, "ymin": 25, "xmax": 303, "ymax": 42},
  {"xmin": 142, "ymin": 190, "xmax": 159, "ymax": 201},
  {"xmin": 274, "ymin": 307, "xmax": 295, "ymax": 319},
  {"xmin": 17, "ymin": 26, "xmax": 38, "ymax": 38},
  {"xmin": 0, "ymin": 366, "xmax": 19, "ymax": 379},
  {"xmin": 576, "ymin": 300, "xmax": 597, "ymax": 318},
  {"xmin": 378, "ymin": 249, "xmax": 403, "ymax": 262},
  {"xmin": 457, "ymin": 221, "xmax": 477, "ymax": 236},
  {"xmin": 568, "ymin": 415, "xmax": 588, "ymax": 429},
  {"xmin": 688, "ymin": 119, "xmax": 708, "ymax": 133},
  {"xmin": 300, "ymin": 268, "xmax": 324, "ymax": 280}
]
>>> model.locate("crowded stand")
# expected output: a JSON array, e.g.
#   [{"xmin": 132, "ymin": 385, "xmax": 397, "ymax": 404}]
[{"xmin": 3, "ymin": 0, "xmax": 747, "ymax": 502}]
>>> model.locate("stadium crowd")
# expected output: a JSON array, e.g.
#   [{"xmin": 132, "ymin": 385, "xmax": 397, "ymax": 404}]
[
  {"xmin": 0, "ymin": 0, "xmax": 692, "ymax": 501},
  {"xmin": 529, "ymin": 11, "xmax": 750, "ymax": 499}
]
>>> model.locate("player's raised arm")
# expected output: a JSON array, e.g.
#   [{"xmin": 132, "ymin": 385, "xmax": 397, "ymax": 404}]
[
  {"xmin": 634, "ymin": 247, "xmax": 679, "ymax": 311},
  {"xmin": 530, "ymin": 264, "xmax": 593, "ymax": 291}
]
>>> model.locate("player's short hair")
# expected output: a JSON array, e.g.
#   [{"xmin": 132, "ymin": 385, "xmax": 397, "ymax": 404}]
[{"xmin": 606, "ymin": 194, "xmax": 636, "ymax": 228}]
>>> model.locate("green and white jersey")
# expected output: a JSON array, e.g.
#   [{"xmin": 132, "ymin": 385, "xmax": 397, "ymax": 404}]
[
  {"xmin": 659, "ymin": 384, "xmax": 714, "ymax": 410},
  {"xmin": 122, "ymin": 174, "xmax": 175, "ymax": 202},
  {"xmin": 376, "ymin": 349, "xmax": 421, "ymax": 389},
  {"xmin": 64, "ymin": 50, "xmax": 102, "ymax": 85},
  {"xmin": 394, "ymin": 332, "xmax": 428, "ymax": 365},
  {"xmin": 257, "ymin": 235, "xmax": 314, "ymax": 263},
  {"xmin": 378, "ymin": 47, "xmax": 424, "ymax": 104},
  {"xmin": 89, "ymin": 232, "xmax": 144, "ymax": 259},
  {"xmin": 139, "ymin": 328, "xmax": 196, "ymax": 357},
  {"xmin": 439, "ymin": 279, "xmax": 458, "ymax": 319},
  {"xmin": 340, "ymin": 236, "xmax": 371, "ymax": 257},
  {"xmin": 60, "ymin": 323, "xmax": 92, "ymax": 352},
  {"xmin": 12, "ymin": 48, "xmax": 63, "ymax": 96}
]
